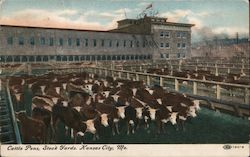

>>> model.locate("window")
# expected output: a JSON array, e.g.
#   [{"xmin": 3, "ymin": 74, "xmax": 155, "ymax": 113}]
[
  {"xmin": 123, "ymin": 40, "xmax": 126, "ymax": 47},
  {"xmin": 130, "ymin": 41, "xmax": 133, "ymax": 47},
  {"xmin": 160, "ymin": 43, "xmax": 164, "ymax": 48},
  {"xmin": 30, "ymin": 37, "xmax": 35, "ymax": 45},
  {"xmin": 101, "ymin": 39, "xmax": 105, "ymax": 47},
  {"xmin": 49, "ymin": 38, "xmax": 54, "ymax": 46},
  {"xmin": 143, "ymin": 41, "xmax": 146, "ymax": 48},
  {"xmin": 160, "ymin": 53, "xmax": 164, "ymax": 58},
  {"xmin": 183, "ymin": 53, "xmax": 186, "ymax": 58},
  {"xmin": 166, "ymin": 54, "xmax": 169, "ymax": 58},
  {"xmin": 40, "ymin": 37, "xmax": 45, "ymax": 45},
  {"xmin": 85, "ymin": 39, "xmax": 88, "ymax": 47},
  {"xmin": 59, "ymin": 38, "xmax": 63, "ymax": 46},
  {"xmin": 93, "ymin": 39, "xmax": 97, "ymax": 47},
  {"xmin": 116, "ymin": 40, "xmax": 119, "ymax": 47},
  {"xmin": 76, "ymin": 38, "xmax": 80, "ymax": 46},
  {"xmin": 109, "ymin": 40, "xmax": 112, "ymax": 47},
  {"xmin": 177, "ymin": 32, "xmax": 181, "ymax": 38},
  {"xmin": 182, "ymin": 32, "xmax": 186, "ymax": 38},
  {"xmin": 136, "ymin": 41, "xmax": 139, "ymax": 47},
  {"xmin": 177, "ymin": 43, "xmax": 181, "ymax": 48},
  {"xmin": 165, "ymin": 32, "xmax": 170, "ymax": 38},
  {"xmin": 177, "ymin": 53, "xmax": 181, "ymax": 58},
  {"xmin": 7, "ymin": 37, "xmax": 13, "ymax": 45},
  {"xmin": 68, "ymin": 38, "xmax": 72, "ymax": 46},
  {"xmin": 160, "ymin": 32, "xmax": 164, "ymax": 37},
  {"xmin": 182, "ymin": 43, "xmax": 186, "ymax": 48},
  {"xmin": 19, "ymin": 37, "xmax": 24, "ymax": 45}
]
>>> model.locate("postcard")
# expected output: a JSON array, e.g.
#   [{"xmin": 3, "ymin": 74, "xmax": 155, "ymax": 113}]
[{"xmin": 0, "ymin": 0, "xmax": 249, "ymax": 157}]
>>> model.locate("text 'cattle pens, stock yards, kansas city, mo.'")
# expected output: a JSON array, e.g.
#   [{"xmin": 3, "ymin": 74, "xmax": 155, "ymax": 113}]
[{"xmin": 0, "ymin": 0, "xmax": 249, "ymax": 157}]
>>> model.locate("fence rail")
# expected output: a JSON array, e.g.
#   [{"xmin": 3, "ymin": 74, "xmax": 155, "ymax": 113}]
[
  {"xmin": 86, "ymin": 67, "xmax": 250, "ymax": 106},
  {"xmin": 6, "ymin": 80, "xmax": 22, "ymax": 144}
]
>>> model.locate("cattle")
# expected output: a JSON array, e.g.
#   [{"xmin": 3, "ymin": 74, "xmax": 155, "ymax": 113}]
[
  {"xmin": 9, "ymin": 70, "xmax": 204, "ymax": 143},
  {"xmin": 15, "ymin": 111, "xmax": 47, "ymax": 143},
  {"xmin": 52, "ymin": 105, "xmax": 96, "ymax": 143}
]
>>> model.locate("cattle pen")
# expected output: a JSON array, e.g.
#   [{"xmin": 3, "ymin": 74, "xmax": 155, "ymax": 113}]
[{"xmin": 0, "ymin": 61, "xmax": 249, "ymax": 144}]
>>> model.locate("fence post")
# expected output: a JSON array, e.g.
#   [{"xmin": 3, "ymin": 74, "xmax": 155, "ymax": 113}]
[
  {"xmin": 139, "ymin": 66, "xmax": 142, "ymax": 71},
  {"xmin": 175, "ymin": 79, "xmax": 179, "ymax": 92},
  {"xmin": 111, "ymin": 70, "xmax": 114, "ymax": 77},
  {"xmin": 227, "ymin": 68, "xmax": 230, "ymax": 74},
  {"xmin": 215, "ymin": 64, "xmax": 218, "ymax": 76},
  {"xmin": 104, "ymin": 69, "xmax": 108, "ymax": 77},
  {"xmin": 245, "ymin": 88, "xmax": 249, "ymax": 104},
  {"xmin": 118, "ymin": 72, "xmax": 122, "ymax": 78},
  {"xmin": 136, "ymin": 74, "xmax": 139, "ymax": 81},
  {"xmin": 216, "ymin": 84, "xmax": 221, "ymax": 99},
  {"xmin": 147, "ymin": 75, "xmax": 150, "ymax": 86},
  {"xmin": 193, "ymin": 82, "xmax": 197, "ymax": 95},
  {"xmin": 126, "ymin": 72, "xmax": 130, "ymax": 79},
  {"xmin": 160, "ymin": 77, "xmax": 163, "ymax": 87}
]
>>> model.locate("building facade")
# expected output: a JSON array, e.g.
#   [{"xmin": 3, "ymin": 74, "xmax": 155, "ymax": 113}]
[{"xmin": 0, "ymin": 16, "xmax": 194, "ymax": 63}]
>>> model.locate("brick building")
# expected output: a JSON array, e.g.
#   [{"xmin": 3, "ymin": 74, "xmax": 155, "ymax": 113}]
[{"xmin": 0, "ymin": 16, "xmax": 194, "ymax": 63}]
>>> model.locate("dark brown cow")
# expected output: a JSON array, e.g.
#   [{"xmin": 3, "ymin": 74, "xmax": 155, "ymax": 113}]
[{"xmin": 16, "ymin": 111, "xmax": 46, "ymax": 143}]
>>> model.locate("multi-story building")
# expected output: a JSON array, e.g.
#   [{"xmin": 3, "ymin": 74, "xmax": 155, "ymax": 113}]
[{"xmin": 0, "ymin": 15, "xmax": 194, "ymax": 63}]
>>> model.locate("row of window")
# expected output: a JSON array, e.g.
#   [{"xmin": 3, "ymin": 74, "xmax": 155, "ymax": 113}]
[
  {"xmin": 6, "ymin": 36, "xmax": 152, "ymax": 48},
  {"xmin": 160, "ymin": 31, "xmax": 187, "ymax": 38},
  {"xmin": 0, "ymin": 54, "xmax": 152, "ymax": 63},
  {"xmin": 160, "ymin": 43, "xmax": 186, "ymax": 49},
  {"xmin": 160, "ymin": 53, "xmax": 185, "ymax": 59}
]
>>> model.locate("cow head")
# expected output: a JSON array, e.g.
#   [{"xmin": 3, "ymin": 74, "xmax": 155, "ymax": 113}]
[
  {"xmin": 83, "ymin": 119, "xmax": 96, "ymax": 134},
  {"xmin": 55, "ymin": 87, "xmax": 61, "ymax": 95},
  {"xmin": 169, "ymin": 112, "xmax": 177, "ymax": 125},
  {"xmin": 193, "ymin": 100, "xmax": 200, "ymax": 111},
  {"xmin": 135, "ymin": 107, "xmax": 143, "ymax": 119},
  {"xmin": 147, "ymin": 107, "xmax": 159, "ymax": 120},
  {"xmin": 62, "ymin": 83, "xmax": 67, "ymax": 90},
  {"xmin": 187, "ymin": 106, "xmax": 197, "ymax": 118},
  {"xmin": 102, "ymin": 91, "xmax": 110, "ymax": 98},
  {"xmin": 100, "ymin": 113, "xmax": 109, "ymax": 127},
  {"xmin": 85, "ymin": 84, "xmax": 93, "ymax": 92},
  {"xmin": 116, "ymin": 106, "xmax": 127, "ymax": 119},
  {"xmin": 52, "ymin": 97, "xmax": 59, "ymax": 105},
  {"xmin": 15, "ymin": 110, "xmax": 27, "ymax": 122}
]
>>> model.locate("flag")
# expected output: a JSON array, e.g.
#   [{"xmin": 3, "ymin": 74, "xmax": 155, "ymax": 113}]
[{"xmin": 146, "ymin": 3, "xmax": 152, "ymax": 9}]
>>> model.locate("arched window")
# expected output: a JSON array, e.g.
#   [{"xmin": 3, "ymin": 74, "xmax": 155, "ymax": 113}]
[
  {"xmin": 0, "ymin": 56, "xmax": 6, "ymax": 63},
  {"xmin": 29, "ymin": 56, "xmax": 35, "ymax": 62},
  {"xmin": 86, "ymin": 55, "xmax": 90, "ymax": 61},
  {"xmin": 14, "ymin": 56, "xmax": 20, "ymax": 62},
  {"xmin": 36, "ymin": 56, "xmax": 42, "ymax": 62},
  {"xmin": 21, "ymin": 56, "xmax": 28, "ymax": 62},
  {"xmin": 6, "ymin": 56, "xmax": 13, "ymax": 62},
  {"xmin": 80, "ymin": 56, "xmax": 85, "ymax": 61},
  {"xmin": 56, "ymin": 56, "xmax": 61, "ymax": 61},
  {"xmin": 112, "ymin": 55, "xmax": 116, "ymax": 60},
  {"xmin": 69, "ymin": 56, "xmax": 73, "ymax": 61},
  {"xmin": 107, "ymin": 55, "xmax": 111, "ymax": 60},
  {"xmin": 102, "ymin": 55, "xmax": 106, "ymax": 61},
  {"xmin": 43, "ymin": 56, "xmax": 49, "ymax": 62},
  {"xmin": 75, "ymin": 56, "xmax": 79, "ymax": 61},
  {"xmin": 62, "ymin": 56, "xmax": 67, "ymax": 61}
]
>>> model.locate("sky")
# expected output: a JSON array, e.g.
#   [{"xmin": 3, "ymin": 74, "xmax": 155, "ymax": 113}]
[{"xmin": 0, "ymin": 0, "xmax": 249, "ymax": 42}]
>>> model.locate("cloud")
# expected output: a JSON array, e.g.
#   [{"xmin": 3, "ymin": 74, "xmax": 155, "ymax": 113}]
[{"xmin": 0, "ymin": 9, "xmax": 107, "ymax": 30}]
